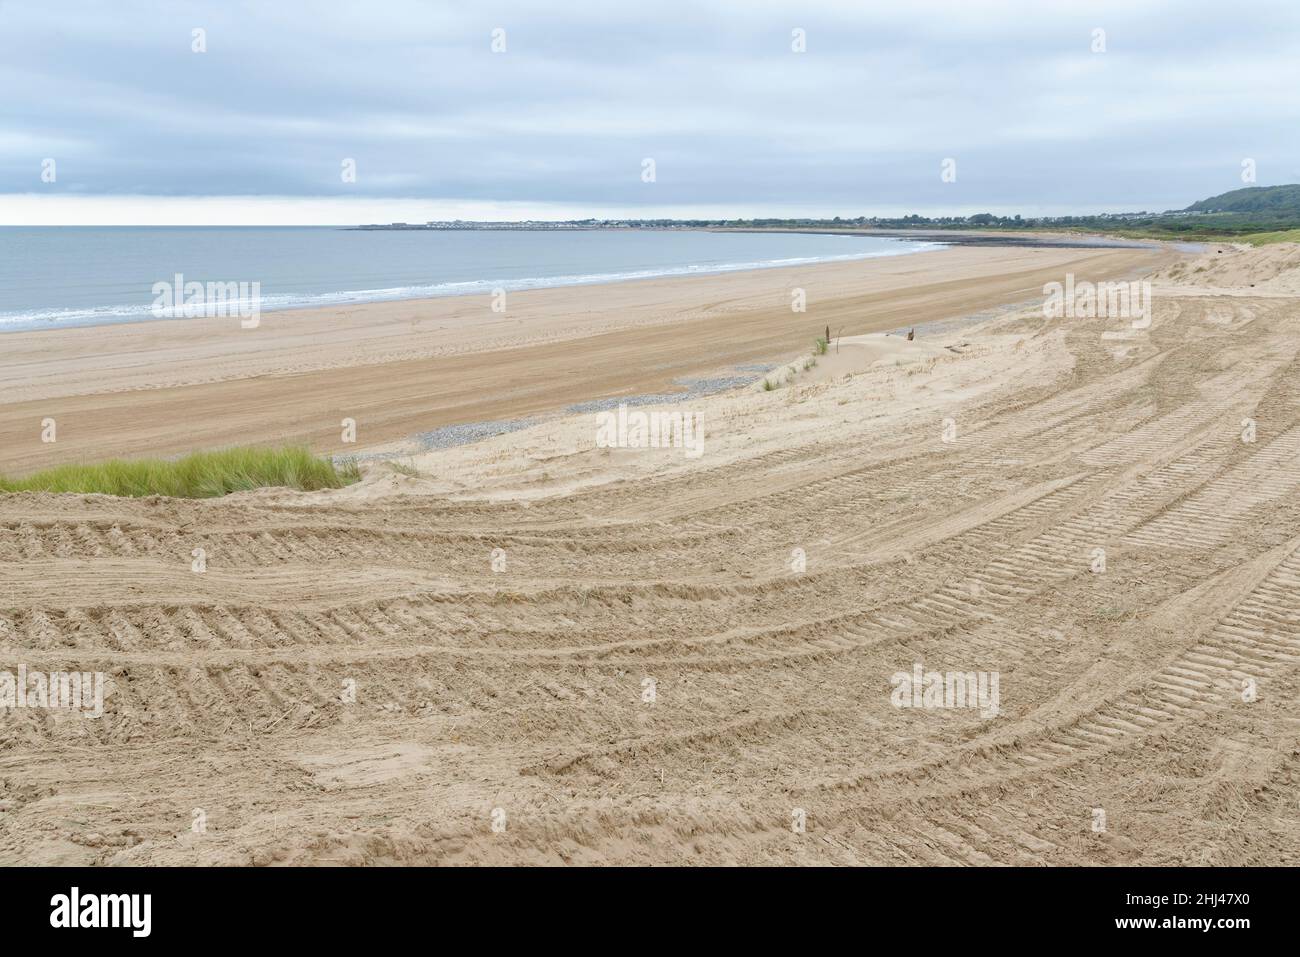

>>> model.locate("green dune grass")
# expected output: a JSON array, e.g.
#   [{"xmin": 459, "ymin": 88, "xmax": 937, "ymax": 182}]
[
  {"xmin": 0, "ymin": 446, "xmax": 361, "ymax": 498},
  {"xmin": 1238, "ymin": 228, "xmax": 1300, "ymax": 246}
]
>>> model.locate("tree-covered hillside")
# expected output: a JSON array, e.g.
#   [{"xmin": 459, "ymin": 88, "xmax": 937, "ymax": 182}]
[{"xmin": 1186, "ymin": 184, "xmax": 1300, "ymax": 215}]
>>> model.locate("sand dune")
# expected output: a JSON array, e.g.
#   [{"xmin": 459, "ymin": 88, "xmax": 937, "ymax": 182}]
[{"xmin": 3, "ymin": 242, "xmax": 1299, "ymax": 865}]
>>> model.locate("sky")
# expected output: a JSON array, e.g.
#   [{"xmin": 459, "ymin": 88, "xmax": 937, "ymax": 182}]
[{"xmin": 2, "ymin": 0, "xmax": 1298, "ymax": 224}]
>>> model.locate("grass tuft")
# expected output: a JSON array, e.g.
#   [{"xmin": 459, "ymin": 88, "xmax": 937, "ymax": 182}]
[
  {"xmin": 0, "ymin": 446, "xmax": 361, "ymax": 498},
  {"xmin": 385, "ymin": 460, "xmax": 420, "ymax": 478},
  {"xmin": 335, "ymin": 456, "xmax": 362, "ymax": 484},
  {"xmin": 814, "ymin": 336, "xmax": 829, "ymax": 355}
]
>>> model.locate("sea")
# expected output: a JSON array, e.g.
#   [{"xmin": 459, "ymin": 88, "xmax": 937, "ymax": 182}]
[{"xmin": 0, "ymin": 227, "xmax": 944, "ymax": 333}]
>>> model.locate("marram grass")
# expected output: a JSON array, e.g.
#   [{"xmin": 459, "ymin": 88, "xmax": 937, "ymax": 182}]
[
  {"xmin": 1238, "ymin": 228, "xmax": 1300, "ymax": 246},
  {"xmin": 0, "ymin": 446, "xmax": 361, "ymax": 498}
]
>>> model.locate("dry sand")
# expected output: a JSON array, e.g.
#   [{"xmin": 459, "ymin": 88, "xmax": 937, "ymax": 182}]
[
  {"xmin": 0, "ymin": 244, "xmax": 1164, "ymax": 473},
  {"xmin": 3, "ymin": 240, "xmax": 1300, "ymax": 865}
]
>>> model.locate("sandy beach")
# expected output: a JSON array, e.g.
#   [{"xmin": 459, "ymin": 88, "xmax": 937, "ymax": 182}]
[
  {"xmin": 5, "ymin": 238, "xmax": 1300, "ymax": 865},
  {"xmin": 0, "ymin": 243, "xmax": 1170, "ymax": 474}
]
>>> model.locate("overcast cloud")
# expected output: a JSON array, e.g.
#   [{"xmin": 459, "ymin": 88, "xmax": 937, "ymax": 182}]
[{"xmin": 2, "ymin": 0, "xmax": 1298, "ymax": 223}]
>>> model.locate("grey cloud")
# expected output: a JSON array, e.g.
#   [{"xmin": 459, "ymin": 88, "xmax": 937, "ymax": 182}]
[{"xmin": 2, "ymin": 0, "xmax": 1298, "ymax": 213}]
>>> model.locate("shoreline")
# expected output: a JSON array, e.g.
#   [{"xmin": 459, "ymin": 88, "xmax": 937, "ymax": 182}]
[
  {"xmin": 0, "ymin": 243, "xmax": 1177, "ymax": 475},
  {"xmin": 0, "ymin": 227, "xmax": 1186, "ymax": 338},
  {"xmin": 0, "ymin": 230, "xmax": 945, "ymax": 336},
  {"xmin": 345, "ymin": 221, "xmax": 1175, "ymax": 251},
  {"xmin": 708, "ymin": 226, "xmax": 1168, "ymax": 249}
]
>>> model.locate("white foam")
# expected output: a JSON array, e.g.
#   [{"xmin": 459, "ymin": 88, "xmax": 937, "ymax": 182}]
[{"xmin": 0, "ymin": 240, "xmax": 947, "ymax": 332}]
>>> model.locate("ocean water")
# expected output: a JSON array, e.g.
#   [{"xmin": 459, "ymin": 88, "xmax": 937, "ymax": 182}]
[{"xmin": 0, "ymin": 227, "xmax": 943, "ymax": 332}]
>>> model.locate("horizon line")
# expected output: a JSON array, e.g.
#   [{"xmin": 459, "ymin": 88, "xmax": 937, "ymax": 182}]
[{"xmin": 0, "ymin": 193, "xmax": 1204, "ymax": 227}]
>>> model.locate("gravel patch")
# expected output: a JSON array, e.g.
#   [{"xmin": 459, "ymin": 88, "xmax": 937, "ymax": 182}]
[
  {"xmin": 341, "ymin": 363, "xmax": 773, "ymax": 465},
  {"xmin": 336, "ymin": 416, "xmax": 541, "ymax": 464},
  {"xmin": 566, "ymin": 372, "xmax": 762, "ymax": 414},
  {"xmin": 408, "ymin": 417, "xmax": 542, "ymax": 451}
]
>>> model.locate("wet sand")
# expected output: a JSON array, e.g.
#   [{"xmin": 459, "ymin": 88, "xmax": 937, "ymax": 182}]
[{"xmin": 0, "ymin": 243, "xmax": 1170, "ymax": 474}]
